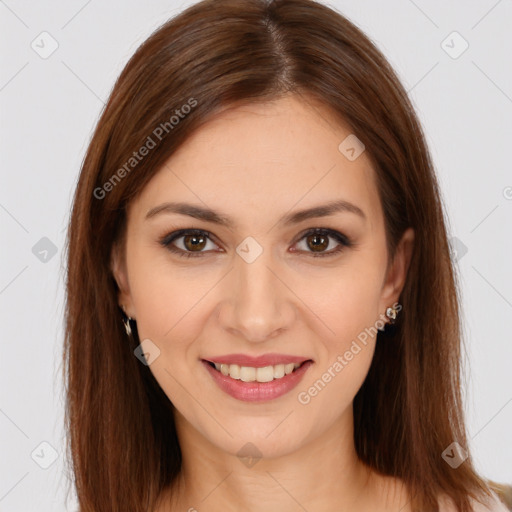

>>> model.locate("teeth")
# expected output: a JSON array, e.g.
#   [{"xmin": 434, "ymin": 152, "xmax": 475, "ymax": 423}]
[
  {"xmin": 212, "ymin": 362, "xmax": 302, "ymax": 382},
  {"xmin": 240, "ymin": 366, "xmax": 256, "ymax": 382},
  {"xmin": 229, "ymin": 364, "xmax": 240, "ymax": 380}
]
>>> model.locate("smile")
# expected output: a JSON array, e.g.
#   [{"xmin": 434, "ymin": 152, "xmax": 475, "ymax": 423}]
[
  {"xmin": 206, "ymin": 360, "xmax": 306, "ymax": 382},
  {"xmin": 201, "ymin": 359, "xmax": 313, "ymax": 402}
]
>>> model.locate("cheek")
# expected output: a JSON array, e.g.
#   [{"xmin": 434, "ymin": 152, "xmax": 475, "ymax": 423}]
[
  {"xmin": 127, "ymin": 259, "xmax": 213, "ymax": 412},
  {"xmin": 294, "ymin": 278, "xmax": 382, "ymax": 418},
  {"xmin": 122, "ymin": 238, "xmax": 385, "ymax": 449},
  {"xmin": 128, "ymin": 236, "xmax": 386, "ymax": 352},
  {"xmin": 325, "ymin": 280, "xmax": 383, "ymax": 345},
  {"xmin": 299, "ymin": 260, "xmax": 385, "ymax": 346},
  {"xmin": 130, "ymin": 269, "xmax": 209, "ymax": 354},
  {"xmin": 125, "ymin": 236, "xmax": 210, "ymax": 335},
  {"xmin": 293, "ymin": 258, "xmax": 384, "ymax": 405}
]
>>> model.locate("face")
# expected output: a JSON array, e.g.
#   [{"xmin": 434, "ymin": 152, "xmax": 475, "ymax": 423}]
[{"xmin": 112, "ymin": 94, "xmax": 414, "ymax": 460}]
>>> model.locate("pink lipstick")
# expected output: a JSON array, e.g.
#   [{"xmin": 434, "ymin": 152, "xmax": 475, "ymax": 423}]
[{"xmin": 201, "ymin": 357, "xmax": 313, "ymax": 402}]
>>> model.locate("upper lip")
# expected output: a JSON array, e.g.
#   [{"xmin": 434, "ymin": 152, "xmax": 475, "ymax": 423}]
[{"xmin": 203, "ymin": 353, "xmax": 312, "ymax": 368}]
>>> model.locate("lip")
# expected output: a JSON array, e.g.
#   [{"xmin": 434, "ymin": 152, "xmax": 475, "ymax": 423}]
[
  {"xmin": 203, "ymin": 353, "xmax": 311, "ymax": 368},
  {"xmin": 202, "ymin": 359, "xmax": 314, "ymax": 402}
]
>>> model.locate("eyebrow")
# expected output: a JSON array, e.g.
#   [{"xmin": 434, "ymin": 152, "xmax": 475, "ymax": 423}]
[{"xmin": 145, "ymin": 199, "xmax": 366, "ymax": 227}]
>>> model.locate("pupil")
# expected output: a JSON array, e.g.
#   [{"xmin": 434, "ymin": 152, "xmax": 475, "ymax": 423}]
[
  {"xmin": 185, "ymin": 235, "xmax": 206, "ymax": 251},
  {"xmin": 309, "ymin": 234, "xmax": 327, "ymax": 252}
]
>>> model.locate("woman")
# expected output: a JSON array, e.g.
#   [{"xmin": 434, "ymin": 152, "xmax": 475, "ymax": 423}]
[{"xmin": 63, "ymin": 0, "xmax": 510, "ymax": 511}]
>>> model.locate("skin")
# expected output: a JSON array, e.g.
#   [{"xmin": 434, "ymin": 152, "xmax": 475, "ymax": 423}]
[{"xmin": 112, "ymin": 93, "xmax": 415, "ymax": 512}]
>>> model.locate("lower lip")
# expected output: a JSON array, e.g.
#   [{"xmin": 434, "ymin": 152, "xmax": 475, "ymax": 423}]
[{"xmin": 202, "ymin": 360, "xmax": 313, "ymax": 402}]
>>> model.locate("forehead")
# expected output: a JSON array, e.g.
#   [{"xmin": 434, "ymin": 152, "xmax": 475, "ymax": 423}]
[{"xmin": 130, "ymin": 95, "xmax": 383, "ymax": 230}]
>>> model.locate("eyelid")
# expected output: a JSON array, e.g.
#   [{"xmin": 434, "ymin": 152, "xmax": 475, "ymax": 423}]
[
  {"xmin": 159, "ymin": 228, "xmax": 218, "ymax": 254},
  {"xmin": 291, "ymin": 227, "xmax": 352, "ymax": 257},
  {"xmin": 292, "ymin": 227, "xmax": 350, "ymax": 247},
  {"xmin": 159, "ymin": 227, "xmax": 353, "ymax": 258}
]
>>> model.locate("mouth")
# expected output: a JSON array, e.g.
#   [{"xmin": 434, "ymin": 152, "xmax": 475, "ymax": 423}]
[
  {"xmin": 201, "ymin": 357, "xmax": 313, "ymax": 402},
  {"xmin": 202, "ymin": 359, "xmax": 313, "ymax": 383}
]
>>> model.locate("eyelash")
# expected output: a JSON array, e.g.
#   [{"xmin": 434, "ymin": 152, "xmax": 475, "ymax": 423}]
[{"xmin": 159, "ymin": 228, "xmax": 353, "ymax": 259}]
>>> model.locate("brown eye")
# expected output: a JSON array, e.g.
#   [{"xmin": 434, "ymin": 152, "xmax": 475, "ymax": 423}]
[
  {"xmin": 183, "ymin": 233, "xmax": 207, "ymax": 252},
  {"xmin": 160, "ymin": 229, "xmax": 218, "ymax": 258},
  {"xmin": 293, "ymin": 228, "xmax": 352, "ymax": 258},
  {"xmin": 160, "ymin": 227, "xmax": 352, "ymax": 260},
  {"xmin": 306, "ymin": 233, "xmax": 329, "ymax": 252}
]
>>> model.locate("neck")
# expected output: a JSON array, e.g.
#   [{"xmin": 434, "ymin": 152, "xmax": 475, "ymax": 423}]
[{"xmin": 159, "ymin": 406, "xmax": 399, "ymax": 512}]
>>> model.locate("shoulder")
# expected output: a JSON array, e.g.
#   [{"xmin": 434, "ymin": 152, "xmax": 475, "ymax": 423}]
[{"xmin": 439, "ymin": 491, "xmax": 510, "ymax": 512}]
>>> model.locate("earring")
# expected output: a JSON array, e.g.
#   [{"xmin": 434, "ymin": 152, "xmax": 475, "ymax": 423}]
[
  {"xmin": 123, "ymin": 315, "xmax": 133, "ymax": 336},
  {"xmin": 120, "ymin": 305, "xmax": 134, "ymax": 336},
  {"xmin": 385, "ymin": 303, "xmax": 401, "ymax": 324}
]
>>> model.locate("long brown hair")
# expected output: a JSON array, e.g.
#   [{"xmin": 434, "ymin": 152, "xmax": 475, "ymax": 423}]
[{"xmin": 63, "ymin": 0, "xmax": 499, "ymax": 510}]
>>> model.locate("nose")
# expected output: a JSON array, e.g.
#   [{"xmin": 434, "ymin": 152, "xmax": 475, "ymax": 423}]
[{"xmin": 216, "ymin": 249, "xmax": 296, "ymax": 343}]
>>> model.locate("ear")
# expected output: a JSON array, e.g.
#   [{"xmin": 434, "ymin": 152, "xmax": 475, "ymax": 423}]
[
  {"xmin": 110, "ymin": 239, "xmax": 136, "ymax": 318},
  {"xmin": 378, "ymin": 227, "xmax": 415, "ymax": 311}
]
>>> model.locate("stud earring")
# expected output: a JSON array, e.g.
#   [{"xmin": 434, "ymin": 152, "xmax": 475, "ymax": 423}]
[{"xmin": 385, "ymin": 303, "xmax": 401, "ymax": 324}]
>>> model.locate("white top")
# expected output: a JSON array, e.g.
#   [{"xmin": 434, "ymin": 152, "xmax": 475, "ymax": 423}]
[{"xmin": 439, "ymin": 491, "xmax": 509, "ymax": 512}]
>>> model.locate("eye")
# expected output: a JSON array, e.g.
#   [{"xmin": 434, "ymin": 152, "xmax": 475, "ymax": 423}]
[
  {"xmin": 292, "ymin": 228, "xmax": 352, "ymax": 258},
  {"xmin": 159, "ymin": 227, "xmax": 352, "ymax": 259},
  {"xmin": 159, "ymin": 229, "xmax": 219, "ymax": 258}
]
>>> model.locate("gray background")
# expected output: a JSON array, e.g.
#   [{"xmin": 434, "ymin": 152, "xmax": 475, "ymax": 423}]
[{"xmin": 1, "ymin": 0, "xmax": 511, "ymax": 510}]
